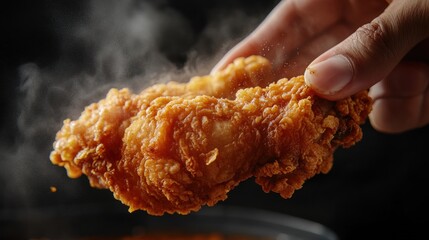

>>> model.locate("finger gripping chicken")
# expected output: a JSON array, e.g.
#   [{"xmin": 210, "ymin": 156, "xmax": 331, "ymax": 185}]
[{"xmin": 50, "ymin": 56, "xmax": 372, "ymax": 216}]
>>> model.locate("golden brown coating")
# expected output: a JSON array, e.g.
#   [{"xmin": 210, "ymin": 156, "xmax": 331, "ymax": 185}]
[
  {"xmin": 113, "ymin": 76, "xmax": 371, "ymax": 215},
  {"xmin": 50, "ymin": 56, "xmax": 273, "ymax": 188},
  {"xmin": 50, "ymin": 56, "xmax": 372, "ymax": 216}
]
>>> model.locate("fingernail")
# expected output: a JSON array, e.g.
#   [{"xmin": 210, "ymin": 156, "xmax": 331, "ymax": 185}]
[
  {"xmin": 210, "ymin": 63, "xmax": 221, "ymax": 75},
  {"xmin": 304, "ymin": 55, "xmax": 353, "ymax": 95}
]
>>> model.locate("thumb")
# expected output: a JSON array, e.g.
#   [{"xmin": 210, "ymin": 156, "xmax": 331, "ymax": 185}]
[{"xmin": 304, "ymin": 0, "xmax": 429, "ymax": 100}]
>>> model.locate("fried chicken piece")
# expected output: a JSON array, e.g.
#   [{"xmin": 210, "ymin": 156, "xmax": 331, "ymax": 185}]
[
  {"xmin": 50, "ymin": 56, "xmax": 273, "ymax": 188},
  {"xmin": 111, "ymin": 76, "xmax": 371, "ymax": 215},
  {"xmin": 50, "ymin": 57, "xmax": 372, "ymax": 216}
]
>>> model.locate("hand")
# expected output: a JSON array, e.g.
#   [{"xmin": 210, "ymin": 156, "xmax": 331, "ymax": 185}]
[{"xmin": 212, "ymin": 0, "xmax": 429, "ymax": 133}]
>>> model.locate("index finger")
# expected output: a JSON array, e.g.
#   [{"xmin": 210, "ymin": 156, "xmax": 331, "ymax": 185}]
[{"xmin": 211, "ymin": 0, "xmax": 343, "ymax": 73}]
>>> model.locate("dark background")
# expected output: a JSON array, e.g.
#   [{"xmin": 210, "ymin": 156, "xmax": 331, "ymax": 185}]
[{"xmin": 1, "ymin": 0, "xmax": 428, "ymax": 239}]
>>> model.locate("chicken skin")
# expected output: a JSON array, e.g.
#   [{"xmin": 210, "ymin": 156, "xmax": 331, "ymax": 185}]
[
  {"xmin": 50, "ymin": 56, "xmax": 273, "ymax": 187},
  {"xmin": 50, "ymin": 56, "xmax": 372, "ymax": 216}
]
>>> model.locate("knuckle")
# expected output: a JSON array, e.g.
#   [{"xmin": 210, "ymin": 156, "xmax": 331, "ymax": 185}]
[
  {"xmin": 353, "ymin": 20, "xmax": 396, "ymax": 60},
  {"xmin": 356, "ymin": 21, "xmax": 385, "ymax": 44}
]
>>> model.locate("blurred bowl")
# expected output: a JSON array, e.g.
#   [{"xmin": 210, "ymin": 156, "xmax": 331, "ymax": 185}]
[{"xmin": 1, "ymin": 204, "xmax": 337, "ymax": 240}]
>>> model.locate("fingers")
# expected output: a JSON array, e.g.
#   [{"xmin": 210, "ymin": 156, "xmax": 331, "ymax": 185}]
[
  {"xmin": 211, "ymin": 0, "xmax": 343, "ymax": 74},
  {"xmin": 369, "ymin": 62, "xmax": 429, "ymax": 133},
  {"xmin": 304, "ymin": 0, "xmax": 429, "ymax": 100},
  {"xmin": 211, "ymin": 39, "xmax": 260, "ymax": 74}
]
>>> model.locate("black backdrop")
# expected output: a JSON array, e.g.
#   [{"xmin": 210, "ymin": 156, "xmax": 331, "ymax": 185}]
[{"xmin": 1, "ymin": 1, "xmax": 428, "ymax": 239}]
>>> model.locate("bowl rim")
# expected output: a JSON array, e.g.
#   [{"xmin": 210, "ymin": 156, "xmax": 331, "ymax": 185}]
[{"xmin": 1, "ymin": 203, "xmax": 338, "ymax": 240}]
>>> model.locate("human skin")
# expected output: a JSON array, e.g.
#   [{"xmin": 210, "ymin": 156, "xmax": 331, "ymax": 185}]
[{"xmin": 212, "ymin": 0, "xmax": 429, "ymax": 133}]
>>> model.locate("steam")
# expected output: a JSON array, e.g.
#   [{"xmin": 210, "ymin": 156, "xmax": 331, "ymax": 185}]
[{"xmin": 1, "ymin": 0, "xmax": 272, "ymax": 209}]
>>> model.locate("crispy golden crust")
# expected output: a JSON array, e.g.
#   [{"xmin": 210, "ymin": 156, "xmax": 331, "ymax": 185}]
[
  {"xmin": 50, "ymin": 56, "xmax": 273, "ymax": 187},
  {"xmin": 50, "ymin": 56, "xmax": 372, "ymax": 216}
]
